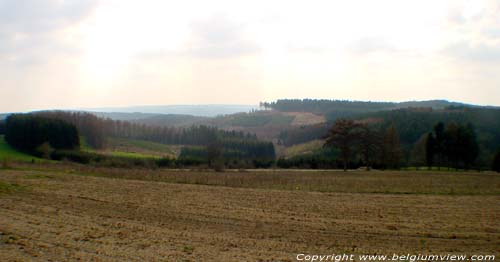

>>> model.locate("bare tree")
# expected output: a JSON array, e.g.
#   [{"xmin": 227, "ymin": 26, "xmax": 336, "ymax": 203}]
[
  {"xmin": 410, "ymin": 134, "xmax": 427, "ymax": 170},
  {"xmin": 206, "ymin": 141, "xmax": 224, "ymax": 171},
  {"xmin": 382, "ymin": 124, "xmax": 402, "ymax": 169},
  {"xmin": 358, "ymin": 124, "xmax": 381, "ymax": 171},
  {"xmin": 324, "ymin": 119, "xmax": 361, "ymax": 171}
]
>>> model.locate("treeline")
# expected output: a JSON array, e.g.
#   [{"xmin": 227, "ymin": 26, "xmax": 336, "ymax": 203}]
[
  {"xmin": 322, "ymin": 119, "xmax": 404, "ymax": 170},
  {"xmin": 360, "ymin": 107, "xmax": 500, "ymax": 146},
  {"xmin": 32, "ymin": 111, "xmax": 275, "ymax": 164},
  {"xmin": 179, "ymin": 138, "xmax": 275, "ymax": 161},
  {"xmin": 34, "ymin": 111, "xmax": 259, "ymax": 147},
  {"xmin": 4, "ymin": 114, "xmax": 79, "ymax": 154},
  {"xmin": 178, "ymin": 140, "xmax": 275, "ymax": 168},
  {"xmin": 276, "ymin": 147, "xmax": 340, "ymax": 169},
  {"xmin": 320, "ymin": 118, "xmax": 485, "ymax": 171},
  {"xmin": 260, "ymin": 99, "xmax": 462, "ymax": 116},
  {"xmin": 3, "ymin": 112, "xmax": 275, "ymax": 168},
  {"xmin": 278, "ymin": 123, "xmax": 329, "ymax": 146},
  {"xmin": 261, "ymin": 99, "xmax": 470, "ymax": 122},
  {"xmin": 34, "ymin": 111, "xmax": 107, "ymax": 148},
  {"xmin": 260, "ymin": 99, "xmax": 396, "ymax": 115},
  {"xmin": 364, "ymin": 107, "xmax": 500, "ymax": 168},
  {"xmin": 276, "ymin": 107, "xmax": 500, "ymax": 169},
  {"xmin": 276, "ymin": 120, "xmax": 404, "ymax": 170},
  {"xmin": 425, "ymin": 122, "xmax": 478, "ymax": 170},
  {"xmin": 277, "ymin": 118, "xmax": 491, "ymax": 171}
]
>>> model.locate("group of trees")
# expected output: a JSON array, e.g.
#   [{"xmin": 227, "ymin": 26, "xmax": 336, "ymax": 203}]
[
  {"xmin": 34, "ymin": 111, "xmax": 107, "ymax": 148},
  {"xmin": 179, "ymin": 140, "xmax": 275, "ymax": 169},
  {"xmin": 4, "ymin": 114, "xmax": 80, "ymax": 154},
  {"xmin": 324, "ymin": 118, "xmax": 485, "ymax": 171},
  {"xmin": 278, "ymin": 123, "xmax": 330, "ymax": 146},
  {"xmin": 274, "ymin": 105, "xmax": 500, "ymax": 171},
  {"xmin": 361, "ymin": 107, "xmax": 500, "ymax": 167},
  {"xmin": 424, "ymin": 122, "xmax": 479, "ymax": 170},
  {"xmin": 34, "ymin": 111, "xmax": 261, "ymax": 147},
  {"xmin": 260, "ymin": 99, "xmax": 396, "ymax": 115},
  {"xmin": 32, "ymin": 111, "xmax": 275, "ymax": 166},
  {"xmin": 3, "ymin": 108, "xmax": 499, "ymax": 171},
  {"xmin": 260, "ymin": 99, "xmax": 464, "ymax": 123},
  {"xmin": 324, "ymin": 119, "xmax": 402, "ymax": 171},
  {"xmin": 276, "ymin": 154, "xmax": 338, "ymax": 169}
]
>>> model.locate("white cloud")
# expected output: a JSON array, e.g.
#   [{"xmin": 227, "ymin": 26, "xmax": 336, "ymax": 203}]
[
  {"xmin": 0, "ymin": 0, "xmax": 98, "ymax": 66},
  {"xmin": 185, "ymin": 16, "xmax": 260, "ymax": 59},
  {"xmin": 443, "ymin": 42, "xmax": 500, "ymax": 63},
  {"xmin": 1, "ymin": 0, "xmax": 500, "ymax": 111}
]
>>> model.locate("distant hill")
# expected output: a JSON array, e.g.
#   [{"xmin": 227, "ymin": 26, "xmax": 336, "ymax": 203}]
[
  {"xmin": 260, "ymin": 99, "xmax": 496, "ymax": 121},
  {"xmin": 88, "ymin": 112, "xmax": 209, "ymax": 127},
  {"xmin": 91, "ymin": 112, "xmax": 163, "ymax": 121},
  {"xmin": 132, "ymin": 114, "xmax": 208, "ymax": 127},
  {"xmin": 81, "ymin": 99, "xmax": 499, "ymax": 144},
  {"xmin": 0, "ymin": 113, "xmax": 10, "ymax": 120},
  {"xmin": 84, "ymin": 104, "xmax": 259, "ymax": 117}
]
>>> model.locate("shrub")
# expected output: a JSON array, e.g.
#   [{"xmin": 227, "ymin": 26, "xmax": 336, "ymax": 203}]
[{"xmin": 156, "ymin": 157, "xmax": 175, "ymax": 168}]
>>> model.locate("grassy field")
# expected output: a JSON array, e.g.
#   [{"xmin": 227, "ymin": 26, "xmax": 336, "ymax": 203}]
[
  {"xmin": 0, "ymin": 135, "xmax": 41, "ymax": 162},
  {"xmin": 83, "ymin": 137, "xmax": 180, "ymax": 159},
  {"xmin": 1, "ymin": 164, "xmax": 499, "ymax": 261}
]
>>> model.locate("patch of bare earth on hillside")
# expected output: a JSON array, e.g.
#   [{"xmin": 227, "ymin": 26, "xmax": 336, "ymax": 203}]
[
  {"xmin": 287, "ymin": 112, "xmax": 326, "ymax": 126},
  {"xmin": 0, "ymin": 170, "xmax": 499, "ymax": 261}
]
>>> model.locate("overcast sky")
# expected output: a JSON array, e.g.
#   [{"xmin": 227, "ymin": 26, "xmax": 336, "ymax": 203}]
[{"xmin": 1, "ymin": 0, "xmax": 500, "ymax": 112}]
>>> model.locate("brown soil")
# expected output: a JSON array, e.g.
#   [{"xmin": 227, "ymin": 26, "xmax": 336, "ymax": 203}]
[{"xmin": 1, "ymin": 169, "xmax": 499, "ymax": 261}]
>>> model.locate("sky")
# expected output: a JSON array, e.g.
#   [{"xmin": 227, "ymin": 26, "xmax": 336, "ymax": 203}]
[{"xmin": 1, "ymin": 0, "xmax": 500, "ymax": 112}]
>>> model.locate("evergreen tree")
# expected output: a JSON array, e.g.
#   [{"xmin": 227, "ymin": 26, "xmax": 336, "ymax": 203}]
[
  {"xmin": 425, "ymin": 133, "xmax": 436, "ymax": 169},
  {"xmin": 462, "ymin": 124, "xmax": 479, "ymax": 170},
  {"xmin": 5, "ymin": 114, "xmax": 80, "ymax": 153},
  {"xmin": 493, "ymin": 149, "xmax": 500, "ymax": 173}
]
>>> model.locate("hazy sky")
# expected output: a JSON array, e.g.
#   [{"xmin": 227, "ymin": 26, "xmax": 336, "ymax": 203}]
[{"xmin": 1, "ymin": 0, "xmax": 500, "ymax": 112}]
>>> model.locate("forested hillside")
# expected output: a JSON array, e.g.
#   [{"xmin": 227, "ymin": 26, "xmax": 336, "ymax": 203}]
[
  {"xmin": 359, "ymin": 107, "xmax": 500, "ymax": 148},
  {"xmin": 1, "ymin": 99, "xmax": 499, "ymax": 170},
  {"xmin": 275, "ymin": 106, "xmax": 500, "ymax": 169},
  {"xmin": 261, "ymin": 99, "xmax": 475, "ymax": 121},
  {"xmin": 31, "ymin": 111, "xmax": 275, "ymax": 165}
]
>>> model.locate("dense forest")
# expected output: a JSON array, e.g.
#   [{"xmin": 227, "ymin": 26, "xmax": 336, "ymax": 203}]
[
  {"xmin": 280, "ymin": 118, "xmax": 487, "ymax": 171},
  {"xmin": 4, "ymin": 114, "xmax": 80, "ymax": 154},
  {"xmin": 260, "ymin": 99, "xmax": 468, "ymax": 119},
  {"xmin": 264, "ymin": 100, "xmax": 500, "ymax": 170},
  {"xmin": 1, "ymin": 99, "xmax": 499, "ymax": 171},
  {"xmin": 31, "ymin": 111, "xmax": 275, "ymax": 164},
  {"xmin": 261, "ymin": 99, "xmax": 396, "ymax": 115}
]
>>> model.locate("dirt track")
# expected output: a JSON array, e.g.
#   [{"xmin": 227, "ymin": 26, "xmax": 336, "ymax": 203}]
[{"xmin": 1, "ymin": 169, "xmax": 499, "ymax": 261}]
